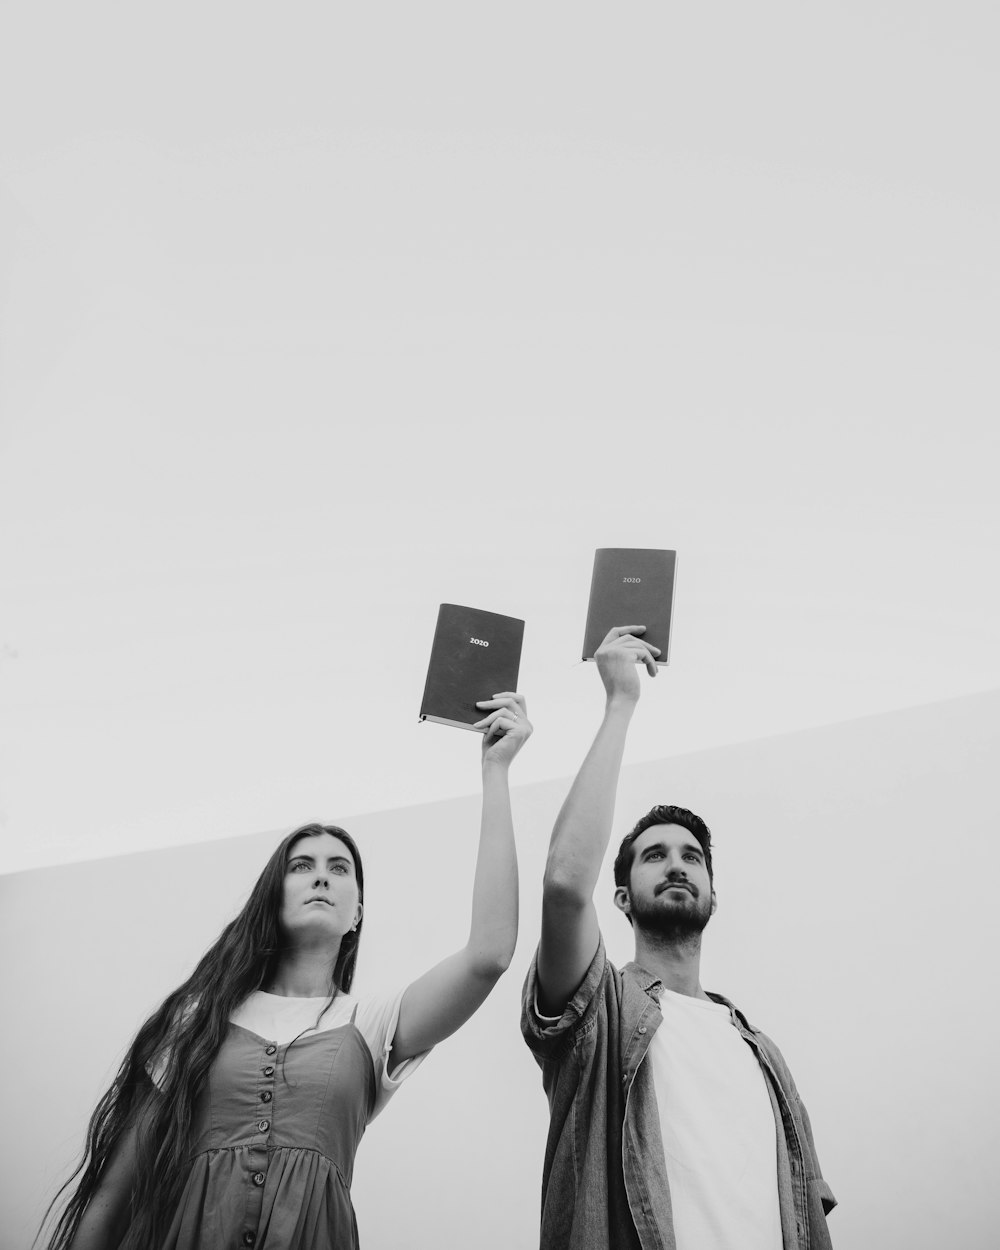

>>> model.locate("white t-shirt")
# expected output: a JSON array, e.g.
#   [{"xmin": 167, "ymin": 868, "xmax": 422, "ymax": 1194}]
[
  {"xmin": 535, "ymin": 983, "xmax": 783, "ymax": 1248},
  {"xmin": 649, "ymin": 989, "xmax": 782, "ymax": 1250},
  {"xmin": 230, "ymin": 988, "xmax": 428, "ymax": 1121}
]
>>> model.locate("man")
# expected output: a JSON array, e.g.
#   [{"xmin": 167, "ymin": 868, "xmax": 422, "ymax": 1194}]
[{"xmin": 521, "ymin": 626, "xmax": 836, "ymax": 1250}]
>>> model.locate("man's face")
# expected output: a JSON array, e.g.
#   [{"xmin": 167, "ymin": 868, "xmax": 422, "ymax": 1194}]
[{"xmin": 614, "ymin": 823, "xmax": 716, "ymax": 937}]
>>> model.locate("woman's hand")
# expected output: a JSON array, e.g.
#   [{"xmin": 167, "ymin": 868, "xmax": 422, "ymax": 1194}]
[{"xmin": 474, "ymin": 691, "xmax": 533, "ymax": 767}]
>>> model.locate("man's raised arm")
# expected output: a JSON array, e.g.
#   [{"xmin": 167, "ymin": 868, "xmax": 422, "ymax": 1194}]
[{"xmin": 536, "ymin": 626, "xmax": 659, "ymax": 1016}]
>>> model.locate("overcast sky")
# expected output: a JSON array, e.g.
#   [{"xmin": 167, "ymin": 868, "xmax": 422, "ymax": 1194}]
[{"xmin": 2, "ymin": 2, "xmax": 998, "ymax": 875}]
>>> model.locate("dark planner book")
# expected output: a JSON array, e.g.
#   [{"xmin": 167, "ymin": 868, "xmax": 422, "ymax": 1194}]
[
  {"xmin": 419, "ymin": 604, "xmax": 525, "ymax": 731},
  {"xmin": 582, "ymin": 548, "xmax": 677, "ymax": 665}
]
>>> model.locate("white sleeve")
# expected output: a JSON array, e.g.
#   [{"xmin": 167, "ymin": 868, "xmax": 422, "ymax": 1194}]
[
  {"xmin": 352, "ymin": 987, "xmax": 431, "ymax": 1121},
  {"xmin": 533, "ymin": 987, "xmax": 563, "ymax": 1026},
  {"xmin": 145, "ymin": 997, "xmax": 200, "ymax": 1091},
  {"xmin": 146, "ymin": 1050, "xmax": 168, "ymax": 1091}
]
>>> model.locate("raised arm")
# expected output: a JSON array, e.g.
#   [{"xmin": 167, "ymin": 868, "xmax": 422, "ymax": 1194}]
[
  {"xmin": 536, "ymin": 627, "xmax": 659, "ymax": 1016},
  {"xmin": 389, "ymin": 693, "xmax": 531, "ymax": 1068}
]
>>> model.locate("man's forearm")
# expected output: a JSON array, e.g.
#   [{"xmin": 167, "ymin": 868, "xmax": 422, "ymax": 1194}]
[{"xmin": 544, "ymin": 694, "xmax": 637, "ymax": 901}]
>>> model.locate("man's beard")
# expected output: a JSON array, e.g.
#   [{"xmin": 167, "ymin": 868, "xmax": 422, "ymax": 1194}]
[{"xmin": 629, "ymin": 885, "xmax": 712, "ymax": 942}]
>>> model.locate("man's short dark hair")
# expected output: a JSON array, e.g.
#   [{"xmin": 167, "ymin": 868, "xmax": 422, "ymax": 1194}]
[{"xmin": 613, "ymin": 805, "xmax": 714, "ymax": 888}]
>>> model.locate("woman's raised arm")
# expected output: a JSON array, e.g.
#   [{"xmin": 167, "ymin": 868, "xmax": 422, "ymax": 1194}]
[{"xmin": 389, "ymin": 692, "xmax": 531, "ymax": 1068}]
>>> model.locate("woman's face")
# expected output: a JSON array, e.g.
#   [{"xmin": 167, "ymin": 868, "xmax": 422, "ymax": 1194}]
[{"xmin": 279, "ymin": 831, "xmax": 363, "ymax": 943}]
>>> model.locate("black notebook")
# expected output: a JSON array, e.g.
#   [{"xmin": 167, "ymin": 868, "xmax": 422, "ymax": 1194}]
[
  {"xmin": 581, "ymin": 548, "xmax": 677, "ymax": 665},
  {"xmin": 419, "ymin": 604, "xmax": 525, "ymax": 732}
]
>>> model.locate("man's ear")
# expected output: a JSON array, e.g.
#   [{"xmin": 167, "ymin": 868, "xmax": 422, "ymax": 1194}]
[
  {"xmin": 613, "ymin": 885, "xmax": 632, "ymax": 917},
  {"xmin": 710, "ymin": 889, "xmax": 718, "ymax": 916}
]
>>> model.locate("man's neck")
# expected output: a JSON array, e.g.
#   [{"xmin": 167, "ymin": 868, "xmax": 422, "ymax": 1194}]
[{"xmin": 632, "ymin": 930, "xmax": 710, "ymax": 1000}]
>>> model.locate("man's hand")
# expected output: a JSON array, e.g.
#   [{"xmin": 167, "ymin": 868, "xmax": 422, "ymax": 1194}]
[
  {"xmin": 474, "ymin": 692, "xmax": 533, "ymax": 767},
  {"xmin": 595, "ymin": 625, "xmax": 660, "ymax": 703}
]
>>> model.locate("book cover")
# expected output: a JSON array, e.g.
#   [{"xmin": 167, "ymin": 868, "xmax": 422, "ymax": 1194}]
[
  {"xmin": 419, "ymin": 604, "xmax": 525, "ymax": 732},
  {"xmin": 581, "ymin": 548, "xmax": 677, "ymax": 665}
]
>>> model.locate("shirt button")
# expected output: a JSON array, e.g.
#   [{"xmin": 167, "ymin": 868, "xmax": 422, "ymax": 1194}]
[
  {"xmin": 260, "ymin": 1091, "xmax": 272, "ymax": 1103},
  {"xmin": 243, "ymin": 1234, "xmax": 256, "ymax": 1247},
  {"xmin": 263, "ymin": 1066, "xmax": 274, "ymax": 1077},
  {"xmin": 257, "ymin": 1120, "xmax": 270, "ymax": 1133},
  {"xmin": 638, "ymin": 1026, "xmax": 647, "ymax": 1034},
  {"xmin": 265, "ymin": 1044, "xmax": 277, "ymax": 1056},
  {"xmin": 253, "ymin": 1171, "xmax": 265, "ymax": 1186}
]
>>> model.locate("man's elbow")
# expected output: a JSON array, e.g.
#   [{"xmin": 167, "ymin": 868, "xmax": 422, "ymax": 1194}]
[{"xmin": 542, "ymin": 865, "xmax": 593, "ymax": 912}]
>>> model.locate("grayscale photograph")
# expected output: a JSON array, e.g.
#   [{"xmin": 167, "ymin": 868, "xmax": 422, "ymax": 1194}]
[{"xmin": 1, "ymin": 4, "xmax": 997, "ymax": 1248}]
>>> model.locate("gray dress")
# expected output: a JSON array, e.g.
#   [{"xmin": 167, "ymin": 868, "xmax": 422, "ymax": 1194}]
[{"xmin": 160, "ymin": 1018, "xmax": 375, "ymax": 1250}]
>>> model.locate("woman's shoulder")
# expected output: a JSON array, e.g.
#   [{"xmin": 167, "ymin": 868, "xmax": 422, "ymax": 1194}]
[
  {"xmin": 350, "ymin": 984, "xmax": 431, "ymax": 1115},
  {"xmin": 344, "ymin": 986, "xmax": 408, "ymax": 1047}
]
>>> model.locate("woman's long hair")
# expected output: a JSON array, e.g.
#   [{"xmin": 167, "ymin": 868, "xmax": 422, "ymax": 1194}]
[{"xmin": 40, "ymin": 822, "xmax": 364, "ymax": 1250}]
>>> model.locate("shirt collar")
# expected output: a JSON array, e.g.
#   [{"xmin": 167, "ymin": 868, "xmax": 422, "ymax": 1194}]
[{"xmin": 621, "ymin": 962, "xmax": 759, "ymax": 1035}]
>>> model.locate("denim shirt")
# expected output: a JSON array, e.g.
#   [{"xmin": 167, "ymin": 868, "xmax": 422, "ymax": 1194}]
[{"xmin": 521, "ymin": 938, "xmax": 836, "ymax": 1250}]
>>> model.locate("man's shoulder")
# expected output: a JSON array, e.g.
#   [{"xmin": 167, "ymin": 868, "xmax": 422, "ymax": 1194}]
[
  {"xmin": 705, "ymin": 988, "xmax": 755, "ymax": 1027},
  {"xmin": 705, "ymin": 991, "xmax": 799, "ymax": 1086},
  {"xmin": 521, "ymin": 938, "xmax": 636, "ymax": 1059}
]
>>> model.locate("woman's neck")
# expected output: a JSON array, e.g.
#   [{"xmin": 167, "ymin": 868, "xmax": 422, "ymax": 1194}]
[{"xmin": 266, "ymin": 941, "xmax": 341, "ymax": 998}]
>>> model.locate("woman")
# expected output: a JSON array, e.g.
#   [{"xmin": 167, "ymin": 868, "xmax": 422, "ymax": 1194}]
[{"xmin": 43, "ymin": 692, "xmax": 531, "ymax": 1250}]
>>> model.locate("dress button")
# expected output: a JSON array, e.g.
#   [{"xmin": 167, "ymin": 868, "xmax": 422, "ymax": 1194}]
[
  {"xmin": 257, "ymin": 1119, "xmax": 270, "ymax": 1133},
  {"xmin": 243, "ymin": 1234, "xmax": 256, "ymax": 1247},
  {"xmin": 260, "ymin": 1090, "xmax": 272, "ymax": 1102},
  {"xmin": 253, "ymin": 1171, "xmax": 265, "ymax": 1186},
  {"xmin": 265, "ymin": 1044, "xmax": 277, "ymax": 1056},
  {"xmin": 263, "ymin": 1066, "xmax": 274, "ymax": 1077}
]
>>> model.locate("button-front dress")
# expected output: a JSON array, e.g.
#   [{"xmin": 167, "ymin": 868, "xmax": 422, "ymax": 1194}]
[{"xmin": 151, "ymin": 991, "xmax": 423, "ymax": 1250}]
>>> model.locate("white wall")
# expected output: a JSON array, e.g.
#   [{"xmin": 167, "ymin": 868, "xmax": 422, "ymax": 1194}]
[{"xmin": 3, "ymin": 689, "xmax": 998, "ymax": 1250}]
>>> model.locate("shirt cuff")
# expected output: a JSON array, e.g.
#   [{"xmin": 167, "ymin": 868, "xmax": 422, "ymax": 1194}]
[{"xmin": 520, "ymin": 936, "xmax": 608, "ymax": 1056}]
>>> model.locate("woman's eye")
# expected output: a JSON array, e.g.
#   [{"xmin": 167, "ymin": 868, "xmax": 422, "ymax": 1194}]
[
  {"xmin": 289, "ymin": 861, "xmax": 309, "ymax": 872},
  {"xmin": 333, "ymin": 863, "xmax": 348, "ymax": 874}
]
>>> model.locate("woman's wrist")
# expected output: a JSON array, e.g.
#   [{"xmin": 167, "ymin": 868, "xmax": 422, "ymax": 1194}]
[{"xmin": 604, "ymin": 691, "xmax": 639, "ymax": 717}]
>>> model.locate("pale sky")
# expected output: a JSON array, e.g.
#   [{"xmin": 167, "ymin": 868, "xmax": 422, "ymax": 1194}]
[{"xmin": 2, "ymin": 2, "xmax": 998, "ymax": 874}]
